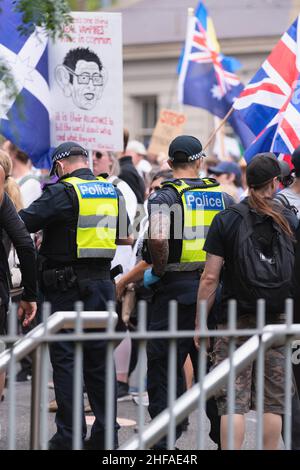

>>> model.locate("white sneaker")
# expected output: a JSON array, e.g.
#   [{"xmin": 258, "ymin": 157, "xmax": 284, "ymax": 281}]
[{"xmin": 132, "ymin": 393, "xmax": 149, "ymax": 407}]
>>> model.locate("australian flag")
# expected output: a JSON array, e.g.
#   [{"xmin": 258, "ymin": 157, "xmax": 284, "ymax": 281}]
[
  {"xmin": 233, "ymin": 16, "xmax": 300, "ymax": 162},
  {"xmin": 0, "ymin": 0, "xmax": 51, "ymax": 168},
  {"xmin": 178, "ymin": 1, "xmax": 253, "ymax": 150}
]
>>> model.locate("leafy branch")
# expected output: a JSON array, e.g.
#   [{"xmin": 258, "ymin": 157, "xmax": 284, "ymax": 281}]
[
  {"xmin": 13, "ymin": 0, "xmax": 72, "ymax": 39},
  {"xmin": 0, "ymin": 60, "xmax": 24, "ymax": 121}
]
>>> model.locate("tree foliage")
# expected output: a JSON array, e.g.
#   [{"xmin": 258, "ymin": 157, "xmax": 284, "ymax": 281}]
[
  {"xmin": 0, "ymin": 0, "xmax": 117, "ymax": 105},
  {"xmin": 0, "ymin": 0, "xmax": 72, "ymax": 106},
  {"xmin": 13, "ymin": 0, "xmax": 72, "ymax": 39},
  {"xmin": 69, "ymin": 1, "xmax": 117, "ymax": 11}
]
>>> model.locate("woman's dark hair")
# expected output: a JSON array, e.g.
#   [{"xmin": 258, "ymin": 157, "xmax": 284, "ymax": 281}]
[
  {"xmin": 123, "ymin": 128, "xmax": 129, "ymax": 152},
  {"xmin": 233, "ymin": 173, "xmax": 242, "ymax": 188},
  {"xmin": 248, "ymin": 182, "xmax": 294, "ymax": 238},
  {"xmin": 151, "ymin": 169, "xmax": 173, "ymax": 183}
]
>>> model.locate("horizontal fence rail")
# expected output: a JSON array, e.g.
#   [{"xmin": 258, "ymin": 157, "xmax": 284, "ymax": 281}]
[
  {"xmin": 0, "ymin": 311, "xmax": 118, "ymax": 374},
  {"xmin": 120, "ymin": 323, "xmax": 300, "ymax": 450},
  {"xmin": 0, "ymin": 307, "xmax": 118, "ymax": 450},
  {"xmin": 0, "ymin": 300, "xmax": 299, "ymax": 450}
]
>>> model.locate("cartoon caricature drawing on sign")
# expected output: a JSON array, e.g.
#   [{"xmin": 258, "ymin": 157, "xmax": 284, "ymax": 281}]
[
  {"xmin": 49, "ymin": 11, "xmax": 123, "ymax": 152},
  {"xmin": 55, "ymin": 47, "xmax": 107, "ymax": 111}
]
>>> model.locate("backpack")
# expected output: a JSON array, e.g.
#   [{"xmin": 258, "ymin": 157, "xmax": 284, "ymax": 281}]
[
  {"xmin": 274, "ymin": 192, "xmax": 299, "ymax": 217},
  {"xmin": 231, "ymin": 201, "xmax": 295, "ymax": 314}
]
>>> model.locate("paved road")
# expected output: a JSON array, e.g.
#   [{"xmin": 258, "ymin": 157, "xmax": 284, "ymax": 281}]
[{"xmin": 0, "ymin": 380, "xmax": 274, "ymax": 450}]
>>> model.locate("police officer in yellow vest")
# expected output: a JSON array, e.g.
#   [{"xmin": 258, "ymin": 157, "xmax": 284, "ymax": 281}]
[
  {"xmin": 144, "ymin": 135, "xmax": 233, "ymax": 449},
  {"xmin": 19, "ymin": 142, "xmax": 132, "ymax": 450}
]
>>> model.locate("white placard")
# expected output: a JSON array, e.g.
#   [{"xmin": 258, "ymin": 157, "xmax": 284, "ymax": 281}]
[{"xmin": 48, "ymin": 11, "xmax": 123, "ymax": 152}]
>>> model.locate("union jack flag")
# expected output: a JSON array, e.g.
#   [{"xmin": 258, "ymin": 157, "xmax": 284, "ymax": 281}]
[
  {"xmin": 233, "ymin": 16, "xmax": 300, "ymax": 160},
  {"xmin": 178, "ymin": 1, "xmax": 254, "ymax": 150}
]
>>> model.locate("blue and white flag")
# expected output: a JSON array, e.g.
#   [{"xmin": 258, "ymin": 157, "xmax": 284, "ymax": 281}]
[{"xmin": 0, "ymin": 0, "xmax": 51, "ymax": 168}]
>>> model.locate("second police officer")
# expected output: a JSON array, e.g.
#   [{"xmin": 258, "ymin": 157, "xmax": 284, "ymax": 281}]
[
  {"xmin": 144, "ymin": 135, "xmax": 234, "ymax": 449},
  {"xmin": 19, "ymin": 142, "xmax": 132, "ymax": 450}
]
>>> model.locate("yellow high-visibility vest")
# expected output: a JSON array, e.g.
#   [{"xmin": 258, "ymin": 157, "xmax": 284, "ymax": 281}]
[
  {"xmin": 163, "ymin": 179, "xmax": 225, "ymax": 264},
  {"xmin": 64, "ymin": 176, "xmax": 118, "ymax": 259}
]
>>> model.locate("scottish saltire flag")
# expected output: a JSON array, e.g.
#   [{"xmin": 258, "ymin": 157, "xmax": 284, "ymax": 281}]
[
  {"xmin": 178, "ymin": 1, "xmax": 254, "ymax": 149},
  {"xmin": 0, "ymin": 0, "xmax": 51, "ymax": 168},
  {"xmin": 234, "ymin": 16, "xmax": 300, "ymax": 161}
]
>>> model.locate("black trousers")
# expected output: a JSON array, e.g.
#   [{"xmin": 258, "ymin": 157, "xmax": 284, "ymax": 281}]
[
  {"xmin": 44, "ymin": 279, "xmax": 118, "ymax": 450},
  {"xmin": 146, "ymin": 279, "xmax": 199, "ymax": 449}
]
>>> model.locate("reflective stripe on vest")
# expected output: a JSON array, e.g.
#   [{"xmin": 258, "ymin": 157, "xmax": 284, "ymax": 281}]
[
  {"xmin": 64, "ymin": 176, "xmax": 118, "ymax": 259},
  {"xmin": 164, "ymin": 179, "xmax": 225, "ymax": 263}
]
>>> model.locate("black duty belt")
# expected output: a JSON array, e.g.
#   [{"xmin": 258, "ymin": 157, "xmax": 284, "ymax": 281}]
[
  {"xmin": 41, "ymin": 265, "xmax": 111, "ymax": 293},
  {"xmin": 74, "ymin": 266, "xmax": 110, "ymax": 281}
]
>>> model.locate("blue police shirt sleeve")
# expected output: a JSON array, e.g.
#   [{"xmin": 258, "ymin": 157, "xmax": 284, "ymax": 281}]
[
  {"xmin": 223, "ymin": 192, "xmax": 235, "ymax": 208},
  {"xmin": 147, "ymin": 187, "xmax": 178, "ymax": 216}
]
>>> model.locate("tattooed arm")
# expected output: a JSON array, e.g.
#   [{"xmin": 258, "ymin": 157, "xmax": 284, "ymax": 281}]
[{"xmin": 148, "ymin": 210, "xmax": 170, "ymax": 277}]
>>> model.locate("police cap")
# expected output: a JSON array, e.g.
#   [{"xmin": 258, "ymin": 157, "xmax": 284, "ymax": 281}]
[
  {"xmin": 50, "ymin": 142, "xmax": 88, "ymax": 176},
  {"xmin": 168, "ymin": 135, "xmax": 206, "ymax": 163}
]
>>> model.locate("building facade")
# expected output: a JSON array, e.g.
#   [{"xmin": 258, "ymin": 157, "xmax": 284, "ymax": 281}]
[{"xmin": 111, "ymin": 0, "xmax": 300, "ymax": 154}]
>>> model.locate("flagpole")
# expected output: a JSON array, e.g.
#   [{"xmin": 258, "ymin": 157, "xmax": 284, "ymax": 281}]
[
  {"xmin": 220, "ymin": 120, "xmax": 226, "ymax": 160},
  {"xmin": 214, "ymin": 116, "xmax": 226, "ymax": 161},
  {"xmin": 88, "ymin": 149, "xmax": 93, "ymax": 171},
  {"xmin": 178, "ymin": 7, "xmax": 194, "ymax": 112},
  {"xmin": 179, "ymin": 7, "xmax": 194, "ymax": 113},
  {"xmin": 203, "ymin": 107, "xmax": 234, "ymax": 151}
]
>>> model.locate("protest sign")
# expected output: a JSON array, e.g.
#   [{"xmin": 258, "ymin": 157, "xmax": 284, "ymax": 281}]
[
  {"xmin": 148, "ymin": 109, "xmax": 187, "ymax": 156},
  {"xmin": 48, "ymin": 11, "xmax": 123, "ymax": 152}
]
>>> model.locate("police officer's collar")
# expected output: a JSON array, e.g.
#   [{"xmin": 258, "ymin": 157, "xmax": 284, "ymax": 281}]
[
  {"xmin": 162, "ymin": 177, "xmax": 220, "ymax": 187},
  {"xmin": 96, "ymin": 172, "xmax": 109, "ymax": 179},
  {"xmin": 59, "ymin": 167, "xmax": 95, "ymax": 182}
]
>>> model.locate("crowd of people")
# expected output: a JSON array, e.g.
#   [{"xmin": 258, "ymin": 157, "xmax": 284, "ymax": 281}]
[{"xmin": 0, "ymin": 131, "xmax": 299, "ymax": 450}]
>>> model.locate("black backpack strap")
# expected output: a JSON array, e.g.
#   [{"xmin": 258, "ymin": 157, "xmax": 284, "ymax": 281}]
[
  {"xmin": 229, "ymin": 201, "xmax": 254, "ymax": 238},
  {"xmin": 229, "ymin": 200, "xmax": 250, "ymax": 218},
  {"xmin": 275, "ymin": 193, "xmax": 299, "ymax": 218},
  {"xmin": 274, "ymin": 192, "xmax": 299, "ymax": 216},
  {"xmin": 274, "ymin": 193, "xmax": 292, "ymax": 209}
]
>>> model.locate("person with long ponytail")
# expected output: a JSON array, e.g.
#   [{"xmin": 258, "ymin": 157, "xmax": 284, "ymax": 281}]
[
  {"xmin": 195, "ymin": 152, "xmax": 299, "ymax": 450},
  {"xmin": 247, "ymin": 154, "xmax": 294, "ymax": 240}
]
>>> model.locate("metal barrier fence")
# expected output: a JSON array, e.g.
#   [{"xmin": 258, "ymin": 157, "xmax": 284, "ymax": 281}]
[{"xmin": 0, "ymin": 299, "xmax": 300, "ymax": 450}]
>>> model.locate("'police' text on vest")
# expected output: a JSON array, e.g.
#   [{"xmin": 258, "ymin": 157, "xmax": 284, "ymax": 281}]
[
  {"xmin": 78, "ymin": 182, "xmax": 117, "ymax": 199},
  {"xmin": 184, "ymin": 191, "xmax": 224, "ymax": 211}
]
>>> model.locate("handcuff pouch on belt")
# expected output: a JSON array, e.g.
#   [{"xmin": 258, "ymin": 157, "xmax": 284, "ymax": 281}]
[
  {"xmin": 42, "ymin": 264, "xmax": 123, "ymax": 294},
  {"xmin": 42, "ymin": 267, "xmax": 77, "ymax": 292}
]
